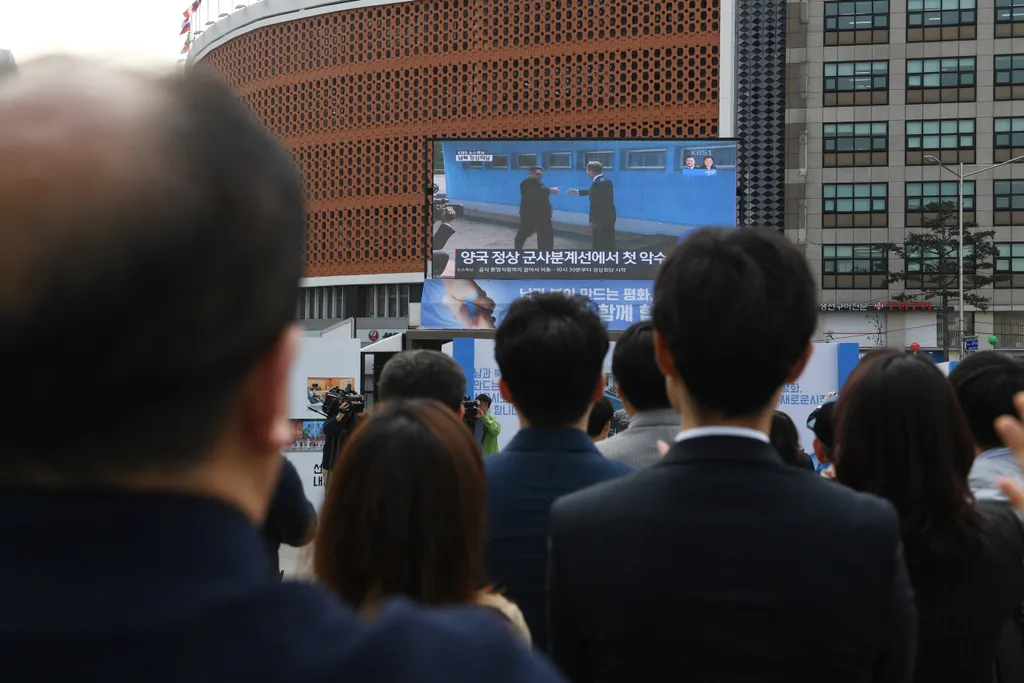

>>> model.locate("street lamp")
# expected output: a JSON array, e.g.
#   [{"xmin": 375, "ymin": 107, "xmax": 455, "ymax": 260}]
[{"xmin": 923, "ymin": 153, "xmax": 1024, "ymax": 356}]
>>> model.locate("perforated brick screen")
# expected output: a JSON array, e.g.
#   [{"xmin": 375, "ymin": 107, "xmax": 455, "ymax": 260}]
[{"xmin": 200, "ymin": 0, "xmax": 721, "ymax": 277}]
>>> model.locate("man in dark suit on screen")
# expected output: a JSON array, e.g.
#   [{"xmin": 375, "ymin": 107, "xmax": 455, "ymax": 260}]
[
  {"xmin": 547, "ymin": 228, "xmax": 916, "ymax": 683},
  {"xmin": 568, "ymin": 161, "xmax": 616, "ymax": 250},
  {"xmin": 516, "ymin": 166, "xmax": 560, "ymax": 250}
]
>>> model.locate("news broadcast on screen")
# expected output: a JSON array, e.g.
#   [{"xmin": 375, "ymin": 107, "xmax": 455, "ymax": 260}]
[{"xmin": 428, "ymin": 138, "xmax": 738, "ymax": 281}]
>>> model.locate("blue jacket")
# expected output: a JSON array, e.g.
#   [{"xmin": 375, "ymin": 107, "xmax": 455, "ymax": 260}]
[
  {"xmin": 0, "ymin": 491, "xmax": 564, "ymax": 683},
  {"xmin": 485, "ymin": 428, "xmax": 634, "ymax": 652}
]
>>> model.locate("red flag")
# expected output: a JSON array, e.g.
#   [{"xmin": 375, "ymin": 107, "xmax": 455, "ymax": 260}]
[
  {"xmin": 180, "ymin": 38, "xmax": 191, "ymax": 55},
  {"xmin": 179, "ymin": 14, "xmax": 191, "ymax": 35}
]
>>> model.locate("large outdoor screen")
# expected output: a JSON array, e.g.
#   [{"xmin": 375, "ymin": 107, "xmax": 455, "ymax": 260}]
[{"xmin": 428, "ymin": 138, "xmax": 738, "ymax": 281}]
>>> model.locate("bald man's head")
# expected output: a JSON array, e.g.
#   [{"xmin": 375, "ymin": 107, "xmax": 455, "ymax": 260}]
[{"xmin": 0, "ymin": 58, "xmax": 305, "ymax": 481}]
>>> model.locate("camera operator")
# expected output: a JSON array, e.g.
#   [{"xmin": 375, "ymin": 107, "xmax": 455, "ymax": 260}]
[
  {"xmin": 321, "ymin": 408, "xmax": 346, "ymax": 490},
  {"xmin": 320, "ymin": 387, "xmax": 365, "ymax": 489},
  {"xmin": 473, "ymin": 394, "xmax": 502, "ymax": 456}
]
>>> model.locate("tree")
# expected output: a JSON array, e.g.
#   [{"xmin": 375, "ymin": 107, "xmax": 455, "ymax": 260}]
[{"xmin": 885, "ymin": 201, "xmax": 999, "ymax": 361}]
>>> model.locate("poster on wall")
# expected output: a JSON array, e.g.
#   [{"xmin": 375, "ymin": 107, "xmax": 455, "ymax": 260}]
[
  {"xmin": 288, "ymin": 420, "xmax": 326, "ymax": 452},
  {"xmin": 776, "ymin": 342, "xmax": 860, "ymax": 455},
  {"xmin": 421, "ymin": 278, "xmax": 652, "ymax": 331},
  {"xmin": 305, "ymin": 377, "xmax": 356, "ymax": 416}
]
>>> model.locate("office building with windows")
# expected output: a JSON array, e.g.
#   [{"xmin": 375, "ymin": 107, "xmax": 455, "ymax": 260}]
[{"xmin": 787, "ymin": 0, "xmax": 1024, "ymax": 354}]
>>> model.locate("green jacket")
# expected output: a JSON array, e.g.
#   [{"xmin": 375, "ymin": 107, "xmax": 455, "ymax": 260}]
[{"xmin": 480, "ymin": 413, "xmax": 501, "ymax": 455}]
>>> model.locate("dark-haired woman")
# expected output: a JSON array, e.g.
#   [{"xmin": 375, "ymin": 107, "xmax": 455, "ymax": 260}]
[
  {"xmin": 769, "ymin": 411, "xmax": 814, "ymax": 471},
  {"xmin": 313, "ymin": 399, "xmax": 530, "ymax": 643},
  {"xmin": 834, "ymin": 350, "xmax": 1024, "ymax": 682}
]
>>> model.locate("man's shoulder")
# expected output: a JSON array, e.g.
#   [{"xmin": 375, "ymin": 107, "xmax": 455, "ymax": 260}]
[{"xmin": 230, "ymin": 584, "xmax": 561, "ymax": 682}]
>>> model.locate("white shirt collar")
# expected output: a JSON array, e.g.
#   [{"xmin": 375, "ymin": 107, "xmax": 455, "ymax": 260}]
[{"xmin": 674, "ymin": 426, "xmax": 770, "ymax": 444}]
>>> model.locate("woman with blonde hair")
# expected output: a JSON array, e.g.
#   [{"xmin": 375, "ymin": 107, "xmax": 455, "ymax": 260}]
[{"xmin": 314, "ymin": 398, "xmax": 529, "ymax": 642}]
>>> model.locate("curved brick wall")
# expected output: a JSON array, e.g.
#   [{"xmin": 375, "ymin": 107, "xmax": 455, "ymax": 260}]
[{"xmin": 199, "ymin": 0, "xmax": 722, "ymax": 277}]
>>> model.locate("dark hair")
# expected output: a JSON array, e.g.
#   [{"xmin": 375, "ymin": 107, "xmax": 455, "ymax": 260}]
[
  {"xmin": 949, "ymin": 351, "xmax": 1024, "ymax": 451},
  {"xmin": 586, "ymin": 161, "xmax": 603, "ymax": 173},
  {"xmin": 314, "ymin": 399, "xmax": 486, "ymax": 609},
  {"xmin": 528, "ymin": 165, "xmax": 542, "ymax": 173},
  {"xmin": 587, "ymin": 397, "xmax": 615, "ymax": 438},
  {"xmin": 834, "ymin": 351, "xmax": 983, "ymax": 567},
  {"xmin": 475, "ymin": 393, "xmax": 492, "ymax": 406},
  {"xmin": 495, "ymin": 292, "xmax": 608, "ymax": 427},
  {"xmin": 769, "ymin": 411, "xmax": 814, "ymax": 471},
  {"xmin": 612, "ymin": 321, "xmax": 670, "ymax": 412},
  {"xmin": 652, "ymin": 228, "xmax": 816, "ymax": 417},
  {"xmin": 378, "ymin": 350, "xmax": 466, "ymax": 413},
  {"xmin": 0, "ymin": 62, "xmax": 304, "ymax": 480}
]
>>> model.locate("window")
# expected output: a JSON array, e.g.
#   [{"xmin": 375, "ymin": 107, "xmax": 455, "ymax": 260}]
[
  {"xmin": 584, "ymin": 151, "xmax": 614, "ymax": 169},
  {"xmin": 547, "ymin": 152, "xmax": 572, "ymax": 169},
  {"xmin": 486, "ymin": 153, "xmax": 509, "ymax": 169},
  {"xmin": 515, "ymin": 153, "xmax": 538, "ymax": 169},
  {"xmin": 823, "ymin": 183, "xmax": 888, "ymax": 228},
  {"xmin": 905, "ymin": 245, "xmax": 974, "ymax": 289},
  {"xmin": 994, "ymin": 180, "xmax": 1024, "ymax": 225},
  {"xmin": 995, "ymin": 55, "xmax": 1024, "ymax": 100},
  {"xmin": 905, "ymin": 181, "xmax": 976, "ymax": 226},
  {"xmin": 997, "ymin": 0, "xmax": 1024, "ymax": 35},
  {"xmin": 822, "ymin": 244, "xmax": 889, "ymax": 289},
  {"xmin": 823, "ymin": 61, "xmax": 889, "ymax": 106},
  {"xmin": 463, "ymin": 160, "xmax": 483, "ymax": 169},
  {"xmin": 905, "ymin": 119, "xmax": 975, "ymax": 165},
  {"xmin": 625, "ymin": 149, "xmax": 667, "ymax": 169},
  {"xmin": 908, "ymin": 0, "xmax": 977, "ymax": 42},
  {"xmin": 362, "ymin": 284, "xmax": 411, "ymax": 318},
  {"xmin": 822, "ymin": 122, "xmax": 888, "ymax": 167},
  {"xmin": 824, "ymin": 1, "xmax": 889, "ymax": 30},
  {"xmin": 994, "ymin": 243, "xmax": 1024, "ymax": 288},
  {"xmin": 906, "ymin": 58, "xmax": 975, "ymax": 102},
  {"xmin": 993, "ymin": 118, "xmax": 1024, "ymax": 163}
]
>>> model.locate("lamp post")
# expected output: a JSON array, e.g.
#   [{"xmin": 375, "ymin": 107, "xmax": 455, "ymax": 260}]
[{"xmin": 923, "ymin": 153, "xmax": 1024, "ymax": 356}]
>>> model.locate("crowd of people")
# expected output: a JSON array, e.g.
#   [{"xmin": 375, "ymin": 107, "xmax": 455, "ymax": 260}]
[{"xmin": 7, "ymin": 57, "xmax": 1024, "ymax": 683}]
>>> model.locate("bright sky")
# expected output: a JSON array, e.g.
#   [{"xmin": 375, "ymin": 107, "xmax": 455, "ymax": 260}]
[{"xmin": 0, "ymin": 0, "xmax": 224, "ymax": 66}]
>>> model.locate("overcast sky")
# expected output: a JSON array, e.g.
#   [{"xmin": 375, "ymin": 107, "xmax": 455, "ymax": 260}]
[{"xmin": 0, "ymin": 0, "xmax": 237, "ymax": 66}]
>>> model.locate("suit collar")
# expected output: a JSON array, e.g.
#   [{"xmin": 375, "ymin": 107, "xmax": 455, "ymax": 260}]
[
  {"xmin": 627, "ymin": 409, "xmax": 679, "ymax": 430},
  {"xmin": 657, "ymin": 435, "xmax": 784, "ymax": 468},
  {"xmin": 506, "ymin": 427, "xmax": 597, "ymax": 454}
]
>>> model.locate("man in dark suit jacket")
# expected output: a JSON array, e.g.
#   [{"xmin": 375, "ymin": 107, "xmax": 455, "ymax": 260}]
[
  {"xmin": 516, "ymin": 165, "xmax": 561, "ymax": 250},
  {"xmin": 0, "ymin": 58, "xmax": 562, "ymax": 683},
  {"xmin": 548, "ymin": 228, "xmax": 916, "ymax": 683},
  {"xmin": 569, "ymin": 161, "xmax": 616, "ymax": 250},
  {"xmin": 486, "ymin": 293, "xmax": 633, "ymax": 653}
]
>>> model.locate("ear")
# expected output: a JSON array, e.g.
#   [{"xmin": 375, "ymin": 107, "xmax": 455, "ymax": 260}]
[
  {"xmin": 785, "ymin": 342, "xmax": 814, "ymax": 383},
  {"xmin": 499, "ymin": 377, "xmax": 513, "ymax": 405},
  {"xmin": 592, "ymin": 374, "xmax": 607, "ymax": 403},
  {"xmin": 239, "ymin": 324, "xmax": 301, "ymax": 455},
  {"xmin": 653, "ymin": 330, "xmax": 676, "ymax": 379},
  {"xmin": 616, "ymin": 385, "xmax": 623, "ymax": 398}
]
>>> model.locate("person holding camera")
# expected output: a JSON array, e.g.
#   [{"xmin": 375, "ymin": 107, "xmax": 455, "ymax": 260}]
[
  {"xmin": 473, "ymin": 394, "xmax": 501, "ymax": 456},
  {"xmin": 321, "ymin": 408, "xmax": 347, "ymax": 490}
]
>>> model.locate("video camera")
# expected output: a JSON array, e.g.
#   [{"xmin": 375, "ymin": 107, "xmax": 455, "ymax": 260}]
[
  {"xmin": 462, "ymin": 395, "xmax": 480, "ymax": 429},
  {"xmin": 310, "ymin": 385, "xmax": 365, "ymax": 419}
]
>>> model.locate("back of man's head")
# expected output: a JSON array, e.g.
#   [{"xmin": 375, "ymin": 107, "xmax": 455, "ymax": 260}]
[
  {"xmin": 612, "ymin": 321, "xmax": 670, "ymax": 412},
  {"xmin": 949, "ymin": 351, "xmax": 1024, "ymax": 451},
  {"xmin": 0, "ymin": 59, "xmax": 305, "ymax": 484},
  {"xmin": 652, "ymin": 228, "xmax": 817, "ymax": 417},
  {"xmin": 378, "ymin": 350, "xmax": 466, "ymax": 413},
  {"xmin": 495, "ymin": 292, "xmax": 608, "ymax": 428}
]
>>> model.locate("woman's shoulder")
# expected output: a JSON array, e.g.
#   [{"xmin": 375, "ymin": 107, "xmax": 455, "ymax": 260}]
[{"xmin": 476, "ymin": 592, "xmax": 532, "ymax": 644}]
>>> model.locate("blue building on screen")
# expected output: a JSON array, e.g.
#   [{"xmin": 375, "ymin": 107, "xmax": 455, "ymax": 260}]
[{"xmin": 441, "ymin": 140, "xmax": 738, "ymax": 235}]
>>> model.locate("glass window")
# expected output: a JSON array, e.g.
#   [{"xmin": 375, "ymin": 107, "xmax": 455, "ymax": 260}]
[
  {"xmin": 625, "ymin": 150, "xmax": 667, "ymax": 169},
  {"xmin": 823, "ymin": 122, "xmax": 888, "ymax": 152},
  {"xmin": 906, "ymin": 57, "xmax": 976, "ymax": 88},
  {"xmin": 823, "ymin": 183, "xmax": 888, "ymax": 213},
  {"xmin": 463, "ymin": 160, "xmax": 483, "ymax": 169},
  {"xmin": 584, "ymin": 151, "xmax": 614, "ymax": 169},
  {"xmin": 823, "ymin": 61, "xmax": 889, "ymax": 92},
  {"xmin": 906, "ymin": 244, "xmax": 972, "ymax": 273},
  {"xmin": 905, "ymin": 181, "xmax": 976, "ymax": 211},
  {"xmin": 487, "ymin": 153, "xmax": 509, "ymax": 168},
  {"xmin": 822, "ymin": 244, "xmax": 888, "ymax": 274},
  {"xmin": 995, "ymin": 180, "xmax": 1024, "ymax": 210},
  {"xmin": 399, "ymin": 284, "xmax": 410, "ymax": 318},
  {"xmin": 905, "ymin": 119, "xmax": 975, "ymax": 150},
  {"xmin": 388, "ymin": 286, "xmax": 398, "ymax": 318},
  {"xmin": 547, "ymin": 152, "xmax": 572, "ymax": 169},
  {"xmin": 376, "ymin": 286, "xmax": 386, "ymax": 318},
  {"xmin": 515, "ymin": 153, "xmax": 539, "ymax": 168},
  {"xmin": 824, "ymin": 0, "xmax": 889, "ymax": 30},
  {"xmin": 994, "ymin": 118, "xmax": 1024, "ymax": 148},
  {"xmin": 996, "ymin": 0, "xmax": 1024, "ymax": 23},
  {"xmin": 995, "ymin": 243, "xmax": 1024, "ymax": 272},
  {"xmin": 995, "ymin": 55, "xmax": 1024, "ymax": 85},
  {"xmin": 908, "ymin": 0, "xmax": 976, "ymax": 26}
]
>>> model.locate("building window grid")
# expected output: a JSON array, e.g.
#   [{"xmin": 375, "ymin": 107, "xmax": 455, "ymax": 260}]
[
  {"xmin": 906, "ymin": 57, "xmax": 976, "ymax": 88},
  {"xmin": 823, "ymin": 183, "xmax": 888, "ymax": 213},
  {"xmin": 994, "ymin": 117, "xmax": 1024, "ymax": 148},
  {"xmin": 995, "ymin": 180, "xmax": 1024, "ymax": 211},
  {"xmin": 995, "ymin": 242, "xmax": 1024, "ymax": 273},
  {"xmin": 364, "ymin": 284, "xmax": 411, "ymax": 318},
  {"xmin": 995, "ymin": 55, "xmax": 1024, "ymax": 86},
  {"xmin": 515, "ymin": 153, "xmax": 539, "ymax": 169},
  {"xmin": 584, "ymin": 151, "xmax": 614, "ymax": 169},
  {"xmin": 906, "ymin": 244, "xmax": 975, "ymax": 276},
  {"xmin": 823, "ymin": 61, "xmax": 889, "ymax": 92},
  {"xmin": 906, "ymin": 119, "xmax": 975, "ymax": 151},
  {"xmin": 908, "ymin": 0, "xmax": 977, "ymax": 26},
  {"xmin": 905, "ymin": 180, "xmax": 976, "ymax": 212},
  {"xmin": 625, "ymin": 149, "xmax": 668, "ymax": 169},
  {"xmin": 823, "ymin": 122, "xmax": 888, "ymax": 152},
  {"xmin": 997, "ymin": 0, "xmax": 1024, "ymax": 23},
  {"xmin": 825, "ymin": 0, "xmax": 889, "ymax": 30},
  {"xmin": 822, "ymin": 244, "xmax": 888, "ymax": 275},
  {"xmin": 547, "ymin": 152, "xmax": 572, "ymax": 169},
  {"xmin": 486, "ymin": 153, "xmax": 509, "ymax": 169}
]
